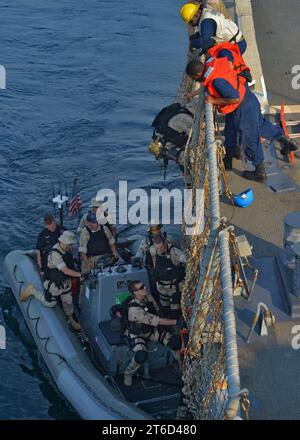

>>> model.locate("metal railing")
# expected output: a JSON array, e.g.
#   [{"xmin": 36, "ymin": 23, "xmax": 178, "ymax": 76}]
[{"xmin": 182, "ymin": 96, "xmax": 248, "ymax": 420}]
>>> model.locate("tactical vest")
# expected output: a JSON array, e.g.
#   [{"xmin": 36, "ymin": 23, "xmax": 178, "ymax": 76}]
[
  {"xmin": 203, "ymin": 56, "xmax": 247, "ymax": 114},
  {"xmin": 39, "ymin": 226, "xmax": 63, "ymax": 270},
  {"xmin": 207, "ymin": 42, "xmax": 250, "ymax": 75},
  {"xmin": 145, "ymin": 232, "xmax": 167, "ymax": 267},
  {"xmin": 44, "ymin": 248, "xmax": 74, "ymax": 288},
  {"xmin": 152, "ymin": 103, "xmax": 193, "ymax": 148},
  {"xmin": 128, "ymin": 299, "xmax": 157, "ymax": 335},
  {"xmin": 154, "ymin": 246, "xmax": 185, "ymax": 283},
  {"xmin": 85, "ymin": 226, "xmax": 111, "ymax": 256},
  {"xmin": 200, "ymin": 8, "xmax": 243, "ymax": 44}
]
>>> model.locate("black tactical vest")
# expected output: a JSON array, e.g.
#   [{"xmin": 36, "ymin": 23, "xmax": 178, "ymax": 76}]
[
  {"xmin": 38, "ymin": 226, "xmax": 63, "ymax": 270},
  {"xmin": 86, "ymin": 226, "xmax": 111, "ymax": 256},
  {"xmin": 44, "ymin": 248, "xmax": 75, "ymax": 287},
  {"xmin": 128, "ymin": 299, "xmax": 157, "ymax": 335},
  {"xmin": 154, "ymin": 246, "xmax": 185, "ymax": 282}
]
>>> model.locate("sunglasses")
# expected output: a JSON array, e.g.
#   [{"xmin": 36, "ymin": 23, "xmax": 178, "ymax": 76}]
[{"xmin": 134, "ymin": 284, "xmax": 146, "ymax": 292}]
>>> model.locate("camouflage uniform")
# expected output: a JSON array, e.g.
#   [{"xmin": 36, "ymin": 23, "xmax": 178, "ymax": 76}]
[
  {"xmin": 124, "ymin": 294, "xmax": 173, "ymax": 378},
  {"xmin": 135, "ymin": 233, "xmax": 176, "ymax": 261},
  {"xmin": 29, "ymin": 243, "xmax": 75, "ymax": 317},
  {"xmin": 150, "ymin": 244, "xmax": 186, "ymax": 318},
  {"xmin": 79, "ymin": 225, "xmax": 115, "ymax": 274}
]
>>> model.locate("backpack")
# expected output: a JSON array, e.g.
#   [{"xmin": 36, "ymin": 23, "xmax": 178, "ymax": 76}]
[
  {"xmin": 152, "ymin": 103, "xmax": 193, "ymax": 148},
  {"xmin": 110, "ymin": 295, "xmax": 133, "ymax": 333}
]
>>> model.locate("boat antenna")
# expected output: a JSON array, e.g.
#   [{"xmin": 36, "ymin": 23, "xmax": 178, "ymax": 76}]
[{"xmin": 52, "ymin": 181, "xmax": 68, "ymax": 229}]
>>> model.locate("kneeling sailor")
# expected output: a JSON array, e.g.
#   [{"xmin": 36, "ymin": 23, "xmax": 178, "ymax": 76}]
[
  {"xmin": 20, "ymin": 231, "xmax": 82, "ymax": 331},
  {"xmin": 124, "ymin": 280, "xmax": 183, "ymax": 387}
]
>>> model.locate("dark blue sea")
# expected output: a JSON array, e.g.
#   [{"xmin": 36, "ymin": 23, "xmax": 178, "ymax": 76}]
[{"xmin": 0, "ymin": 0, "xmax": 186, "ymax": 419}]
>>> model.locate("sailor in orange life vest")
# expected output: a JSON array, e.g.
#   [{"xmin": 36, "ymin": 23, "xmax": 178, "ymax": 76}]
[{"xmin": 186, "ymin": 52, "xmax": 298, "ymax": 182}]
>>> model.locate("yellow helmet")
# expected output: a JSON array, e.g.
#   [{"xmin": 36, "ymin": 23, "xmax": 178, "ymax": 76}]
[{"xmin": 180, "ymin": 3, "xmax": 200, "ymax": 24}]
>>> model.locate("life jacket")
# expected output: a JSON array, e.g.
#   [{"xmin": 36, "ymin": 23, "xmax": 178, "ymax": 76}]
[
  {"xmin": 44, "ymin": 248, "xmax": 75, "ymax": 288},
  {"xmin": 152, "ymin": 103, "xmax": 193, "ymax": 148},
  {"xmin": 200, "ymin": 8, "xmax": 243, "ymax": 44},
  {"xmin": 127, "ymin": 299, "xmax": 157, "ymax": 336},
  {"xmin": 85, "ymin": 225, "xmax": 111, "ymax": 257},
  {"xmin": 154, "ymin": 245, "xmax": 185, "ymax": 283},
  {"xmin": 207, "ymin": 42, "xmax": 250, "ymax": 75},
  {"xmin": 203, "ymin": 56, "xmax": 247, "ymax": 114}
]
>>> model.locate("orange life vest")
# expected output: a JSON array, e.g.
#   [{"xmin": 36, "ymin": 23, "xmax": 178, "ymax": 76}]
[
  {"xmin": 207, "ymin": 42, "xmax": 250, "ymax": 75},
  {"xmin": 203, "ymin": 56, "xmax": 247, "ymax": 114}
]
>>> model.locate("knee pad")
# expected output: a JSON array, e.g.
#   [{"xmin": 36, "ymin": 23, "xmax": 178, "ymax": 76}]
[
  {"xmin": 134, "ymin": 350, "xmax": 148, "ymax": 364},
  {"xmin": 168, "ymin": 335, "xmax": 182, "ymax": 351}
]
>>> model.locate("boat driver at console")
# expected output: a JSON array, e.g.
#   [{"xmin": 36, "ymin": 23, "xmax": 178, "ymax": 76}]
[
  {"xmin": 123, "ymin": 280, "xmax": 184, "ymax": 387},
  {"xmin": 79, "ymin": 212, "xmax": 119, "ymax": 274}
]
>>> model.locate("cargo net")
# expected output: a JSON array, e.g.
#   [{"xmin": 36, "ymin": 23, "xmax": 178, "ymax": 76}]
[
  {"xmin": 175, "ymin": 32, "xmax": 231, "ymax": 420},
  {"xmin": 179, "ymin": 91, "xmax": 228, "ymax": 420}
]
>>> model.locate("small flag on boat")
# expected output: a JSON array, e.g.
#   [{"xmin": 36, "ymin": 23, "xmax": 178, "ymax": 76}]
[{"xmin": 68, "ymin": 179, "xmax": 82, "ymax": 216}]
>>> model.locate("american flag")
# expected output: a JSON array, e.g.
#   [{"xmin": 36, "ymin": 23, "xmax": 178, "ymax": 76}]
[{"xmin": 68, "ymin": 179, "xmax": 82, "ymax": 216}]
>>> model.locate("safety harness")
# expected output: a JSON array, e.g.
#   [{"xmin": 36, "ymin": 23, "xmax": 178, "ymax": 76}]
[{"xmin": 153, "ymin": 245, "xmax": 185, "ymax": 287}]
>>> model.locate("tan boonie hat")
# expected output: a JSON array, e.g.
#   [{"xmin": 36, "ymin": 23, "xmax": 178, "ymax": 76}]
[
  {"xmin": 58, "ymin": 231, "xmax": 76, "ymax": 245},
  {"xmin": 89, "ymin": 197, "xmax": 102, "ymax": 208}
]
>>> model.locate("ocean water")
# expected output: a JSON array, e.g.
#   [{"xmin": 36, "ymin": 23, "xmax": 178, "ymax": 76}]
[{"xmin": 0, "ymin": 0, "xmax": 187, "ymax": 419}]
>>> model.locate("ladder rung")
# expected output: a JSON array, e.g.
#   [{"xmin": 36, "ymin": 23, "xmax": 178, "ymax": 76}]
[{"xmin": 285, "ymin": 121, "xmax": 300, "ymax": 126}]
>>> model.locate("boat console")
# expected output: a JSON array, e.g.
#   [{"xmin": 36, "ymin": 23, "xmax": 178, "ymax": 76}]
[{"xmin": 80, "ymin": 262, "xmax": 173, "ymax": 375}]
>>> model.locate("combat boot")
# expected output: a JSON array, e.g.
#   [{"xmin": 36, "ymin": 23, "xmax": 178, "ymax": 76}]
[
  {"xmin": 68, "ymin": 314, "xmax": 81, "ymax": 332},
  {"xmin": 20, "ymin": 284, "xmax": 35, "ymax": 302},
  {"xmin": 242, "ymin": 163, "xmax": 267, "ymax": 183},
  {"xmin": 279, "ymin": 136, "xmax": 298, "ymax": 156},
  {"xmin": 223, "ymin": 154, "xmax": 233, "ymax": 171},
  {"xmin": 234, "ymin": 146, "xmax": 242, "ymax": 160},
  {"xmin": 123, "ymin": 359, "xmax": 141, "ymax": 387}
]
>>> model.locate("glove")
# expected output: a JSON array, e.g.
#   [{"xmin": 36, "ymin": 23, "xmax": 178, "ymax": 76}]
[{"xmin": 189, "ymin": 32, "xmax": 200, "ymax": 42}]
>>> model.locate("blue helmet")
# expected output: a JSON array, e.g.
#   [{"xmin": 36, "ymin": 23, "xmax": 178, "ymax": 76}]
[
  {"xmin": 86, "ymin": 211, "xmax": 98, "ymax": 223},
  {"xmin": 233, "ymin": 188, "xmax": 254, "ymax": 208}
]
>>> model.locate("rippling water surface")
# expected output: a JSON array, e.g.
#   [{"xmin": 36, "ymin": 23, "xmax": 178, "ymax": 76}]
[{"xmin": 0, "ymin": 0, "xmax": 186, "ymax": 419}]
